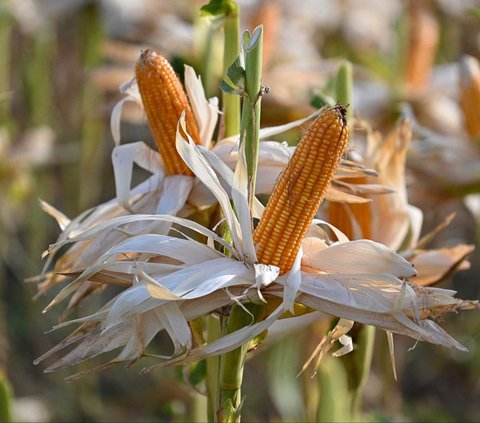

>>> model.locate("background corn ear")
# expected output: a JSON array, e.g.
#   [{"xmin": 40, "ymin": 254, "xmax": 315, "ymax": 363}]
[
  {"xmin": 328, "ymin": 177, "xmax": 372, "ymax": 240},
  {"xmin": 459, "ymin": 55, "xmax": 480, "ymax": 139},
  {"xmin": 404, "ymin": 2, "xmax": 439, "ymax": 92}
]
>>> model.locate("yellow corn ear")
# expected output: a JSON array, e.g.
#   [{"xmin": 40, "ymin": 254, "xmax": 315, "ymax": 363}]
[
  {"xmin": 405, "ymin": 2, "xmax": 439, "ymax": 92},
  {"xmin": 459, "ymin": 55, "xmax": 480, "ymax": 139},
  {"xmin": 250, "ymin": 0, "xmax": 281, "ymax": 70},
  {"xmin": 253, "ymin": 106, "xmax": 349, "ymax": 274},
  {"xmin": 135, "ymin": 49, "xmax": 201, "ymax": 175},
  {"xmin": 328, "ymin": 177, "xmax": 372, "ymax": 240}
]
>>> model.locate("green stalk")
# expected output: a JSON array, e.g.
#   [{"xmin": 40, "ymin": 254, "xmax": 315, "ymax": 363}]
[
  {"xmin": 22, "ymin": 27, "xmax": 56, "ymax": 274},
  {"xmin": 216, "ymin": 27, "xmax": 263, "ymax": 423},
  {"xmin": 242, "ymin": 26, "xmax": 263, "ymax": 209},
  {"xmin": 267, "ymin": 337, "xmax": 305, "ymax": 421},
  {"xmin": 217, "ymin": 303, "xmax": 265, "ymax": 423},
  {"xmin": 335, "ymin": 60, "xmax": 353, "ymax": 123},
  {"xmin": 333, "ymin": 60, "xmax": 376, "ymax": 420},
  {"xmin": 188, "ymin": 389, "xmax": 208, "ymax": 422},
  {"xmin": 0, "ymin": 10, "xmax": 14, "ymax": 420},
  {"xmin": 78, "ymin": 4, "xmax": 105, "ymax": 210},
  {"xmin": 348, "ymin": 325, "xmax": 375, "ymax": 418},
  {"xmin": 0, "ymin": 6, "xmax": 12, "ymax": 128},
  {"xmin": 0, "ymin": 372, "xmax": 12, "ymax": 423},
  {"xmin": 316, "ymin": 358, "xmax": 351, "ymax": 422},
  {"xmin": 0, "ymin": 261, "xmax": 12, "ymax": 423},
  {"xmin": 23, "ymin": 29, "xmax": 55, "ymax": 127},
  {"xmin": 201, "ymin": 0, "xmax": 240, "ymax": 134},
  {"xmin": 206, "ymin": 315, "xmax": 221, "ymax": 421},
  {"xmin": 331, "ymin": 324, "xmax": 376, "ymax": 421},
  {"xmin": 222, "ymin": 5, "xmax": 240, "ymax": 136},
  {"xmin": 200, "ymin": 20, "xmax": 218, "ymax": 97},
  {"xmin": 197, "ymin": 5, "xmax": 224, "ymax": 99}
]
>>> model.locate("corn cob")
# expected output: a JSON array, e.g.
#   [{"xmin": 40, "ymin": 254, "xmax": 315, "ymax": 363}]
[
  {"xmin": 135, "ymin": 49, "xmax": 201, "ymax": 175},
  {"xmin": 404, "ymin": 2, "xmax": 439, "ymax": 92},
  {"xmin": 459, "ymin": 55, "xmax": 480, "ymax": 139},
  {"xmin": 253, "ymin": 106, "xmax": 349, "ymax": 274},
  {"xmin": 328, "ymin": 177, "xmax": 372, "ymax": 240},
  {"xmin": 249, "ymin": 0, "xmax": 281, "ymax": 70}
]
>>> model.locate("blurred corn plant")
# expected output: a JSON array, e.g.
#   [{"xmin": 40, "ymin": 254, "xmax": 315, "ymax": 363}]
[
  {"xmin": 404, "ymin": 55, "xmax": 480, "ymax": 199},
  {"xmin": 1, "ymin": 0, "xmax": 136, "ymax": 421},
  {"xmin": 0, "ymin": 4, "xmax": 54, "ymax": 421}
]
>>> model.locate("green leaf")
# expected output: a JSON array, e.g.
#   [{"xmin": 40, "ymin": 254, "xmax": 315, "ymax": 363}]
[
  {"xmin": 187, "ymin": 359, "xmax": 207, "ymax": 388},
  {"xmin": 310, "ymin": 91, "xmax": 335, "ymax": 109},
  {"xmin": 200, "ymin": 0, "xmax": 238, "ymax": 17},
  {"xmin": 220, "ymin": 80, "xmax": 243, "ymax": 96},
  {"xmin": 242, "ymin": 30, "xmax": 251, "ymax": 51},
  {"xmin": 246, "ymin": 26, "xmax": 262, "ymax": 52},
  {"xmin": 247, "ymin": 329, "xmax": 268, "ymax": 351},
  {"xmin": 220, "ymin": 55, "xmax": 246, "ymax": 96},
  {"xmin": 226, "ymin": 56, "xmax": 245, "ymax": 88}
]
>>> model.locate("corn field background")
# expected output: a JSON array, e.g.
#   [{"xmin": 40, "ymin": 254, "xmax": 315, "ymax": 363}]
[{"xmin": 1, "ymin": 0, "xmax": 480, "ymax": 421}]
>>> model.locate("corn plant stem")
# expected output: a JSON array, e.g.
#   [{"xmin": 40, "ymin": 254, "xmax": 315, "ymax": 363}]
[
  {"xmin": 22, "ymin": 28, "xmax": 56, "ymax": 275},
  {"xmin": 222, "ymin": 7, "xmax": 241, "ymax": 137},
  {"xmin": 336, "ymin": 60, "xmax": 353, "ymax": 122},
  {"xmin": 200, "ymin": 17, "xmax": 223, "ymax": 98},
  {"xmin": 187, "ymin": 389, "xmax": 208, "ymax": 422},
  {"xmin": 335, "ymin": 59, "xmax": 376, "ymax": 420},
  {"xmin": 216, "ymin": 29, "xmax": 264, "ymax": 423},
  {"xmin": 267, "ymin": 336, "xmax": 305, "ymax": 421},
  {"xmin": 0, "ymin": 372, "xmax": 12, "ymax": 423},
  {"xmin": 207, "ymin": 315, "xmax": 221, "ymax": 421},
  {"xmin": 202, "ymin": 27, "xmax": 215, "ymax": 95},
  {"xmin": 217, "ymin": 303, "xmax": 264, "ymax": 423},
  {"xmin": 316, "ymin": 358, "xmax": 351, "ymax": 423},
  {"xmin": 243, "ymin": 26, "xmax": 263, "ymax": 209},
  {"xmin": 0, "ymin": 261, "xmax": 12, "ymax": 423},
  {"xmin": 78, "ymin": 4, "xmax": 105, "ymax": 210},
  {"xmin": 24, "ymin": 29, "xmax": 55, "ymax": 127},
  {"xmin": 0, "ymin": 10, "xmax": 13, "ymax": 419},
  {"xmin": 12, "ymin": 26, "xmax": 53, "ymax": 421},
  {"xmin": 182, "ymin": 319, "xmax": 209, "ymax": 422},
  {"xmin": 0, "ymin": 8, "xmax": 12, "ymax": 127},
  {"xmin": 349, "ymin": 325, "xmax": 375, "ymax": 419}
]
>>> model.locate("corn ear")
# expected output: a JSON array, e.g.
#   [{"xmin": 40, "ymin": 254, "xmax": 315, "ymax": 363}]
[
  {"xmin": 405, "ymin": 3, "xmax": 439, "ymax": 92},
  {"xmin": 459, "ymin": 55, "xmax": 480, "ymax": 139},
  {"xmin": 253, "ymin": 106, "xmax": 349, "ymax": 274},
  {"xmin": 135, "ymin": 49, "xmax": 201, "ymax": 175},
  {"xmin": 249, "ymin": 0, "xmax": 281, "ymax": 70}
]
